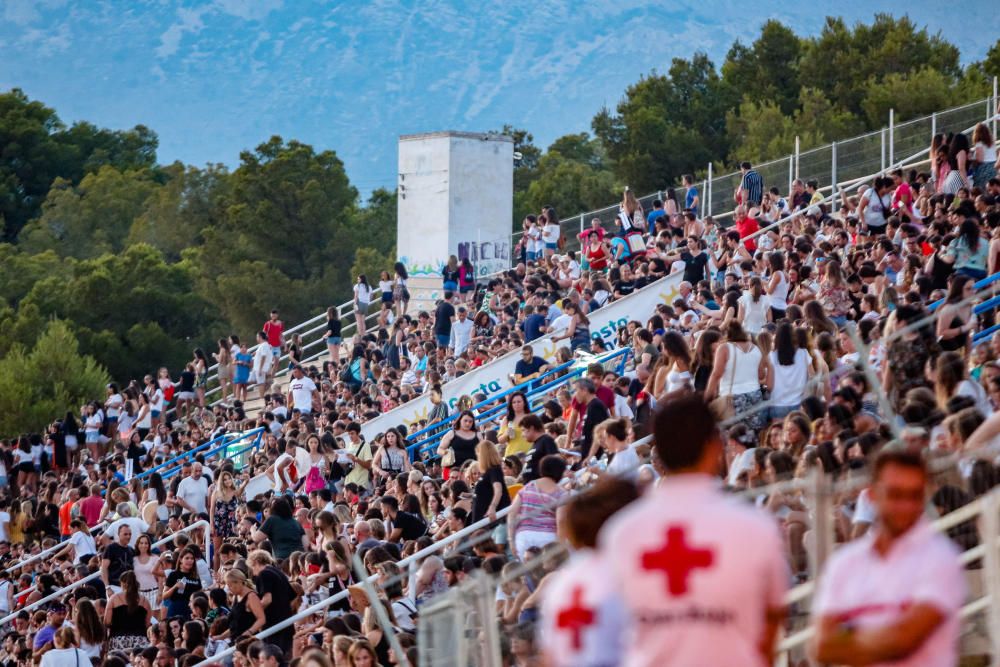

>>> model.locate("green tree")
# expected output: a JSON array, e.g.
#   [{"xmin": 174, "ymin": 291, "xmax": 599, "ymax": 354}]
[
  {"xmin": 593, "ymin": 53, "xmax": 735, "ymax": 192},
  {"xmin": 722, "ymin": 20, "xmax": 802, "ymax": 115},
  {"xmin": 129, "ymin": 162, "xmax": 231, "ymax": 260},
  {"xmin": 798, "ymin": 15, "xmax": 961, "ymax": 117},
  {"xmin": 19, "ymin": 166, "xmax": 160, "ymax": 258},
  {"xmin": 0, "ymin": 320, "xmax": 108, "ymax": 435},
  {"xmin": 981, "ymin": 38, "xmax": 1000, "ymax": 79}
]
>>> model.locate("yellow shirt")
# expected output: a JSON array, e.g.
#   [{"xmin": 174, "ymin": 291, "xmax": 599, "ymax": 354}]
[
  {"xmin": 502, "ymin": 423, "xmax": 531, "ymax": 457},
  {"xmin": 345, "ymin": 440, "xmax": 373, "ymax": 490}
]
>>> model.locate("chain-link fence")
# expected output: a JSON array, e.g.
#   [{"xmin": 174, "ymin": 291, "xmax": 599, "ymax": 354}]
[{"xmin": 515, "ymin": 90, "xmax": 999, "ymax": 253}]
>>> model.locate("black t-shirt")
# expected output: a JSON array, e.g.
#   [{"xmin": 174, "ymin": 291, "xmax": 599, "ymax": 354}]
[
  {"xmin": 179, "ymin": 371, "xmax": 195, "ymax": 392},
  {"xmin": 615, "ymin": 280, "xmax": 636, "ymax": 297},
  {"xmin": 392, "ymin": 511, "xmax": 427, "ymax": 541},
  {"xmin": 326, "ymin": 317, "xmax": 342, "ymax": 338},
  {"xmin": 581, "ymin": 398, "xmax": 611, "ymax": 456},
  {"xmin": 523, "ymin": 435, "xmax": 559, "ymax": 482},
  {"xmin": 681, "ymin": 251, "xmax": 709, "ymax": 284},
  {"xmin": 473, "ymin": 465, "xmax": 511, "ymax": 522},
  {"xmin": 166, "ymin": 569, "xmax": 202, "ymax": 605},
  {"xmin": 102, "ymin": 543, "xmax": 134, "ymax": 586},
  {"xmin": 434, "ymin": 302, "xmax": 456, "ymax": 336},
  {"xmin": 255, "ymin": 565, "xmax": 294, "ymax": 628},
  {"xmin": 514, "ymin": 356, "xmax": 547, "ymax": 378}
]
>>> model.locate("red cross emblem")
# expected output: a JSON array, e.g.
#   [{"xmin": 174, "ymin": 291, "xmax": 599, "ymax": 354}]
[
  {"xmin": 556, "ymin": 586, "xmax": 595, "ymax": 650},
  {"xmin": 641, "ymin": 525, "xmax": 714, "ymax": 596}
]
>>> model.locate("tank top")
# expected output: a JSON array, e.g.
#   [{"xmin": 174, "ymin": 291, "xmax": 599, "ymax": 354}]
[
  {"xmin": 769, "ymin": 271, "xmax": 788, "ymax": 311},
  {"xmin": 380, "ymin": 447, "xmax": 407, "ymax": 474},
  {"xmin": 134, "ymin": 555, "xmax": 159, "ymax": 590},
  {"xmin": 939, "ymin": 316, "xmax": 968, "ymax": 352},
  {"xmin": 515, "ymin": 483, "xmax": 565, "ymax": 533},
  {"xmin": 666, "ymin": 368, "xmax": 692, "ymax": 393},
  {"xmin": 110, "ymin": 604, "xmax": 148, "ymax": 637},
  {"xmin": 450, "ymin": 432, "xmax": 478, "ymax": 466},
  {"xmin": 228, "ymin": 594, "xmax": 255, "ymax": 638},
  {"xmin": 721, "ymin": 343, "xmax": 762, "ymax": 396}
]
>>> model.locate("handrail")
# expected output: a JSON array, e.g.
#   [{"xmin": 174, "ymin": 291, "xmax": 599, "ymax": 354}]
[
  {"xmin": 405, "ymin": 347, "xmax": 631, "ymax": 458},
  {"xmin": 5, "ymin": 520, "xmax": 110, "ymax": 574},
  {"xmin": 137, "ymin": 427, "xmax": 265, "ymax": 483},
  {"xmin": 159, "ymin": 428, "xmax": 266, "ymax": 481},
  {"xmin": 1, "ymin": 519, "xmax": 211, "ymax": 626}
]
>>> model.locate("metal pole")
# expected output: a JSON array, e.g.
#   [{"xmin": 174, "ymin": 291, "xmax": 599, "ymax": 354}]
[
  {"xmin": 931, "ymin": 111, "xmax": 937, "ymax": 141},
  {"xmin": 981, "ymin": 489, "xmax": 1000, "ymax": 663},
  {"xmin": 701, "ymin": 178, "xmax": 707, "ymax": 218},
  {"xmin": 889, "ymin": 108, "xmax": 894, "ymax": 167},
  {"xmin": 474, "ymin": 573, "xmax": 504, "ymax": 667},
  {"xmin": 993, "ymin": 76, "xmax": 998, "ymax": 138},
  {"xmin": 794, "ymin": 136, "xmax": 800, "ymax": 180},
  {"xmin": 831, "ymin": 141, "xmax": 838, "ymax": 214},
  {"xmin": 807, "ymin": 469, "xmax": 833, "ymax": 580},
  {"xmin": 706, "ymin": 162, "xmax": 713, "ymax": 217},
  {"xmin": 880, "ymin": 128, "xmax": 886, "ymax": 172},
  {"xmin": 787, "ymin": 155, "xmax": 793, "ymax": 196}
]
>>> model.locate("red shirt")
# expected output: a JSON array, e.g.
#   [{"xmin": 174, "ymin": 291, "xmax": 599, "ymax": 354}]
[
  {"xmin": 80, "ymin": 496, "xmax": 104, "ymax": 527},
  {"xmin": 735, "ymin": 216, "xmax": 760, "ymax": 253},
  {"xmin": 59, "ymin": 500, "xmax": 74, "ymax": 536},
  {"xmin": 263, "ymin": 320, "xmax": 284, "ymax": 347}
]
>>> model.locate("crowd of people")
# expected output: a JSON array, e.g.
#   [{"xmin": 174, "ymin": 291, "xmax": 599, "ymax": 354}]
[{"xmin": 0, "ymin": 122, "xmax": 998, "ymax": 666}]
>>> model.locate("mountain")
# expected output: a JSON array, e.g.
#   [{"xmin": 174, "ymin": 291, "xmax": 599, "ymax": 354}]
[{"xmin": 2, "ymin": 0, "xmax": 997, "ymax": 194}]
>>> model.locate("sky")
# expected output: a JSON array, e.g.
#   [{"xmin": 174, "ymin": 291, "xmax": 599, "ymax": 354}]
[{"xmin": 2, "ymin": 0, "xmax": 998, "ymax": 196}]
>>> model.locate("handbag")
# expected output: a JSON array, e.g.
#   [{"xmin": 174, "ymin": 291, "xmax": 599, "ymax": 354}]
[
  {"xmin": 709, "ymin": 343, "xmax": 737, "ymax": 421},
  {"xmin": 441, "ymin": 447, "xmax": 456, "ymax": 468}
]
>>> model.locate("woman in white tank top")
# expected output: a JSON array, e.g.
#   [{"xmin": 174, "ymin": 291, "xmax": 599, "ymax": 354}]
[
  {"xmin": 660, "ymin": 332, "xmax": 693, "ymax": 397},
  {"xmin": 707, "ymin": 322, "xmax": 767, "ymax": 432},
  {"xmin": 765, "ymin": 251, "xmax": 788, "ymax": 321},
  {"xmin": 738, "ymin": 276, "xmax": 769, "ymax": 335}
]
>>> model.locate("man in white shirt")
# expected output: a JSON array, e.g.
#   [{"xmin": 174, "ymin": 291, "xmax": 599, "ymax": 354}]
[
  {"xmin": 811, "ymin": 449, "xmax": 965, "ymax": 666},
  {"xmin": 449, "ymin": 307, "xmax": 474, "ymax": 356},
  {"xmin": 102, "ymin": 504, "xmax": 149, "ymax": 548},
  {"xmin": 599, "ymin": 394, "xmax": 787, "ymax": 666},
  {"xmin": 61, "ymin": 519, "xmax": 98, "ymax": 564},
  {"xmin": 175, "ymin": 462, "xmax": 210, "ymax": 516},
  {"xmin": 286, "ymin": 365, "xmax": 317, "ymax": 415},
  {"xmin": 252, "ymin": 331, "xmax": 274, "ymax": 400}
]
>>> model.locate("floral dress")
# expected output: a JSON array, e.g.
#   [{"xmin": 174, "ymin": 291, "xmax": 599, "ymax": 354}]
[{"xmin": 213, "ymin": 494, "xmax": 239, "ymax": 538}]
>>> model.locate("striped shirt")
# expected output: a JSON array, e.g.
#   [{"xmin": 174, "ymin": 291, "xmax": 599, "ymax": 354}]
[
  {"xmin": 515, "ymin": 481, "xmax": 566, "ymax": 533},
  {"xmin": 741, "ymin": 169, "xmax": 764, "ymax": 206}
]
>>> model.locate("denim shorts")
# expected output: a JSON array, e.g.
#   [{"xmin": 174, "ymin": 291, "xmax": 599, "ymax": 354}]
[{"xmin": 326, "ymin": 336, "xmax": 342, "ymax": 345}]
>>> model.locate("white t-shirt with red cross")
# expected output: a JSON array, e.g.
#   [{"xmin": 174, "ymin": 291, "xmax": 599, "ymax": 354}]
[
  {"xmin": 812, "ymin": 518, "xmax": 965, "ymax": 667},
  {"xmin": 599, "ymin": 474, "xmax": 788, "ymax": 667},
  {"xmin": 540, "ymin": 550, "xmax": 625, "ymax": 667}
]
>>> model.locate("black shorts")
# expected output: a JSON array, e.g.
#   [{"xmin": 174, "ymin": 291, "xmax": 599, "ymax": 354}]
[{"xmin": 17, "ymin": 462, "xmax": 34, "ymax": 475}]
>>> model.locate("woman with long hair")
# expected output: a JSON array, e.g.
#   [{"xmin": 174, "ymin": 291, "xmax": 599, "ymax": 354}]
[
  {"xmin": 372, "ymin": 429, "xmax": 411, "ymax": 488},
  {"xmin": 106, "ymin": 571, "xmax": 152, "ymax": 650},
  {"xmin": 765, "ymin": 322, "xmax": 813, "ymax": 423},
  {"xmin": 163, "ymin": 549, "xmax": 202, "ymax": 620},
  {"xmin": 134, "ymin": 533, "xmax": 163, "ymax": 608},
  {"xmin": 497, "ymin": 392, "xmax": 531, "ymax": 457},
  {"xmin": 936, "ymin": 274, "xmax": 976, "ymax": 355},
  {"xmin": 353, "ymin": 274, "xmax": 373, "ymax": 336},
  {"xmin": 213, "ymin": 338, "xmax": 233, "ymax": 403},
  {"xmin": 210, "ymin": 470, "xmax": 244, "ymax": 566},
  {"xmin": 472, "ymin": 441, "xmax": 510, "ymax": 525},
  {"xmin": 661, "ymin": 331, "xmax": 693, "ymax": 396},
  {"xmin": 325, "ymin": 306, "xmax": 343, "ymax": 363},
  {"xmin": 224, "ymin": 569, "xmax": 266, "ymax": 641},
  {"xmin": 764, "ymin": 251, "xmax": 789, "ymax": 322},
  {"xmin": 393, "ymin": 262, "xmax": 410, "ymax": 318},
  {"xmin": 692, "ymin": 330, "xmax": 722, "ymax": 393},
  {"xmin": 553, "ymin": 302, "xmax": 591, "ymax": 352},
  {"xmin": 804, "ymin": 300, "xmax": 838, "ymax": 337},
  {"xmin": 934, "ymin": 351, "xmax": 992, "ymax": 416},
  {"xmin": 73, "ymin": 598, "xmax": 105, "ymax": 660},
  {"xmin": 706, "ymin": 321, "xmax": 768, "ymax": 433},
  {"xmin": 192, "ymin": 348, "xmax": 209, "ymax": 412},
  {"xmin": 140, "ymin": 471, "xmax": 169, "ymax": 527},
  {"xmin": 944, "ymin": 218, "xmax": 988, "ymax": 281},
  {"xmin": 972, "ymin": 122, "xmax": 997, "ymax": 189},
  {"xmin": 437, "ymin": 410, "xmax": 479, "ymax": 480},
  {"xmin": 817, "ymin": 260, "xmax": 851, "ymax": 327},
  {"xmin": 39, "ymin": 627, "xmax": 90, "ymax": 667},
  {"xmin": 737, "ymin": 276, "xmax": 769, "ymax": 335}
]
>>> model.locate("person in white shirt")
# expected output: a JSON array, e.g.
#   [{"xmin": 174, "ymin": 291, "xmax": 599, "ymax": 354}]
[
  {"xmin": 599, "ymin": 394, "xmax": 788, "ymax": 666},
  {"xmin": 252, "ymin": 331, "xmax": 274, "ymax": 400},
  {"xmin": 542, "ymin": 218, "xmax": 561, "ymax": 258},
  {"xmin": 540, "ymin": 477, "xmax": 639, "ymax": 667},
  {"xmin": 811, "ymin": 449, "xmax": 965, "ymax": 666},
  {"xmin": 286, "ymin": 365, "xmax": 317, "ymax": 415},
  {"xmin": 449, "ymin": 307, "xmax": 474, "ymax": 356},
  {"xmin": 102, "ymin": 504, "xmax": 149, "ymax": 548},
  {"xmin": 175, "ymin": 463, "xmax": 210, "ymax": 516},
  {"xmin": 39, "ymin": 627, "xmax": 90, "ymax": 667},
  {"xmin": 59, "ymin": 519, "xmax": 98, "ymax": 564}
]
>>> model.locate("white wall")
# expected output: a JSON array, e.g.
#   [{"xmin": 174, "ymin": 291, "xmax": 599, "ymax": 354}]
[{"xmin": 397, "ymin": 132, "xmax": 513, "ymax": 307}]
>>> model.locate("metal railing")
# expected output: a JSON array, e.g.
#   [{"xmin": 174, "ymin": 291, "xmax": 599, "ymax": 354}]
[{"xmin": 0, "ymin": 519, "xmax": 211, "ymax": 626}]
